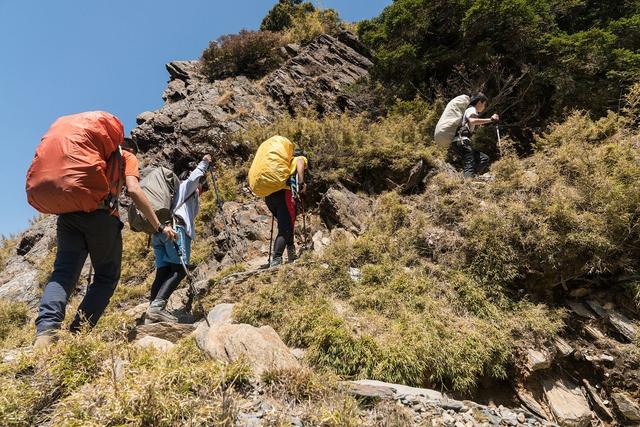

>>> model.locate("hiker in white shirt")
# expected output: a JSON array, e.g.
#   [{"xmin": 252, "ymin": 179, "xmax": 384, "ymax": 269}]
[
  {"xmin": 455, "ymin": 93, "xmax": 499, "ymax": 178},
  {"xmin": 146, "ymin": 154, "xmax": 211, "ymax": 323}
]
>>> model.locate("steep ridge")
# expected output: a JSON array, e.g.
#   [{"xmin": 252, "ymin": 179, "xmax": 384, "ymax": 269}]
[
  {"xmin": 130, "ymin": 30, "xmax": 372, "ymax": 174},
  {"xmin": 1, "ymin": 30, "xmax": 639, "ymax": 426}
]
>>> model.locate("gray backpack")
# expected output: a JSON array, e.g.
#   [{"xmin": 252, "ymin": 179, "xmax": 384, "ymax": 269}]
[{"xmin": 128, "ymin": 167, "xmax": 180, "ymax": 234}]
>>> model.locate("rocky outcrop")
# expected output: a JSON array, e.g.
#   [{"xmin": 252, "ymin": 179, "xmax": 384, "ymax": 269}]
[
  {"xmin": 612, "ymin": 392, "xmax": 640, "ymax": 422},
  {"xmin": 0, "ymin": 215, "xmax": 56, "ymax": 307},
  {"xmin": 319, "ymin": 185, "xmax": 372, "ymax": 234},
  {"xmin": 542, "ymin": 378, "xmax": 592, "ymax": 427},
  {"xmin": 265, "ymin": 31, "xmax": 372, "ymax": 115},
  {"xmin": 346, "ymin": 379, "xmax": 548, "ymax": 426},
  {"xmin": 130, "ymin": 32, "xmax": 371, "ymax": 174}
]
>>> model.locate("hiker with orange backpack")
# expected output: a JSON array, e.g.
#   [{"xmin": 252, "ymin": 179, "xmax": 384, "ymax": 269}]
[
  {"xmin": 248, "ymin": 136, "xmax": 308, "ymax": 267},
  {"xmin": 26, "ymin": 112, "xmax": 177, "ymax": 349},
  {"xmin": 144, "ymin": 154, "xmax": 211, "ymax": 323}
]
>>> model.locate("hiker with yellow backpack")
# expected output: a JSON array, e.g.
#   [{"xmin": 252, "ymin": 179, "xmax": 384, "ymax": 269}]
[
  {"xmin": 249, "ymin": 136, "xmax": 309, "ymax": 267},
  {"xmin": 26, "ymin": 112, "xmax": 177, "ymax": 349}
]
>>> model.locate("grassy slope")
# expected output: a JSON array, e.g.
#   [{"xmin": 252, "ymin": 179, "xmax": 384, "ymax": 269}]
[{"xmin": 1, "ymin": 89, "xmax": 640, "ymax": 423}]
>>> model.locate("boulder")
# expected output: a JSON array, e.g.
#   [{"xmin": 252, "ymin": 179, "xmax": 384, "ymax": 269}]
[
  {"xmin": 581, "ymin": 379, "xmax": 613, "ymax": 421},
  {"xmin": 554, "ymin": 337, "xmax": 573, "ymax": 357},
  {"xmin": 606, "ymin": 309, "xmax": 637, "ymax": 342},
  {"xmin": 585, "ymin": 300, "xmax": 607, "ymax": 318},
  {"xmin": 135, "ymin": 322, "xmax": 196, "ymax": 343},
  {"xmin": 612, "ymin": 392, "xmax": 640, "ymax": 422},
  {"xmin": 542, "ymin": 378, "xmax": 592, "ymax": 427},
  {"xmin": 525, "ymin": 349, "xmax": 552, "ymax": 372},
  {"xmin": 195, "ymin": 322, "xmax": 299, "ymax": 377},
  {"xmin": 344, "ymin": 381, "xmax": 395, "ymax": 399},
  {"xmin": 345, "ymin": 379, "xmax": 444, "ymax": 403},
  {"xmin": 125, "ymin": 302, "xmax": 148, "ymax": 323},
  {"xmin": 319, "ymin": 185, "xmax": 372, "ymax": 234},
  {"xmin": 566, "ymin": 301, "xmax": 596, "ymax": 319},
  {"xmin": 135, "ymin": 335, "xmax": 175, "ymax": 353},
  {"xmin": 583, "ymin": 325, "xmax": 605, "ymax": 341},
  {"xmin": 136, "ymin": 111, "xmax": 155, "ymax": 125},
  {"xmin": 207, "ymin": 303, "xmax": 234, "ymax": 325},
  {"xmin": 162, "ymin": 79, "xmax": 187, "ymax": 102}
]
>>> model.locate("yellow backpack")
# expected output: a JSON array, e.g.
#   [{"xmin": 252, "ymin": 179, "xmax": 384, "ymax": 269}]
[{"xmin": 248, "ymin": 136, "xmax": 295, "ymax": 197}]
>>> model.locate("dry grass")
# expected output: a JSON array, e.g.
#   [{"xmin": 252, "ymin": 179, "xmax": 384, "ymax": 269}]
[
  {"xmin": 0, "ymin": 236, "xmax": 17, "ymax": 274},
  {"xmin": 235, "ymin": 193, "xmax": 566, "ymax": 394}
]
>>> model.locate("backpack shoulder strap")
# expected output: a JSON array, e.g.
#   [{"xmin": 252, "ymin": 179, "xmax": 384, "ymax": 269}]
[{"xmin": 101, "ymin": 147, "xmax": 123, "ymax": 214}]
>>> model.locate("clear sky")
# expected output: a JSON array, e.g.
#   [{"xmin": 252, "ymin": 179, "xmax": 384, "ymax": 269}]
[{"xmin": 0, "ymin": 0, "xmax": 390, "ymax": 237}]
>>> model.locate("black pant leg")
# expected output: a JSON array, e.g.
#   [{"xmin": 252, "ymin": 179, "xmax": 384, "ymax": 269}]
[
  {"xmin": 455, "ymin": 139, "xmax": 476, "ymax": 178},
  {"xmin": 475, "ymin": 150, "xmax": 490, "ymax": 175},
  {"xmin": 70, "ymin": 211, "xmax": 122, "ymax": 332},
  {"xmin": 265, "ymin": 190, "xmax": 293, "ymax": 258},
  {"xmin": 35, "ymin": 214, "xmax": 89, "ymax": 333},
  {"xmin": 149, "ymin": 266, "xmax": 172, "ymax": 302},
  {"xmin": 154, "ymin": 263, "xmax": 186, "ymax": 302}
]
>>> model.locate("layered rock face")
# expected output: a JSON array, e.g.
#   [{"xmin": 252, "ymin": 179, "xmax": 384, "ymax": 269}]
[
  {"xmin": 0, "ymin": 31, "xmax": 372, "ymax": 307},
  {"xmin": 130, "ymin": 31, "xmax": 372, "ymax": 174}
]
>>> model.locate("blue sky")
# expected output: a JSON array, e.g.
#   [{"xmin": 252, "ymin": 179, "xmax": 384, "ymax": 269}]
[{"xmin": 0, "ymin": 0, "xmax": 390, "ymax": 237}]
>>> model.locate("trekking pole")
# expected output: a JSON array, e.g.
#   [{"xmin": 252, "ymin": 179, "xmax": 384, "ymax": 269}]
[
  {"xmin": 299, "ymin": 196, "xmax": 310, "ymax": 249},
  {"xmin": 208, "ymin": 169, "xmax": 243, "ymax": 263},
  {"xmin": 268, "ymin": 215, "xmax": 274, "ymax": 265},
  {"xmin": 496, "ymin": 125, "xmax": 504, "ymax": 157},
  {"xmin": 171, "ymin": 239, "xmax": 210, "ymax": 327}
]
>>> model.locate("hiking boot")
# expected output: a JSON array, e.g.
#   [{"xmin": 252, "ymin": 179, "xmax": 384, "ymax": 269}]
[
  {"xmin": 270, "ymin": 256, "xmax": 283, "ymax": 268},
  {"xmin": 287, "ymin": 245, "xmax": 297, "ymax": 263},
  {"xmin": 33, "ymin": 330, "xmax": 58, "ymax": 351},
  {"xmin": 145, "ymin": 301, "xmax": 178, "ymax": 324}
]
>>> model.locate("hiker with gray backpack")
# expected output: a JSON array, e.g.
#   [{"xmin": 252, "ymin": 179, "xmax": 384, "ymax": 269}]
[
  {"xmin": 128, "ymin": 154, "xmax": 212, "ymax": 323},
  {"xmin": 434, "ymin": 92, "xmax": 499, "ymax": 178}
]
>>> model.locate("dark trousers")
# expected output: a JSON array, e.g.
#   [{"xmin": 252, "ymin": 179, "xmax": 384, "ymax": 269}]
[
  {"xmin": 454, "ymin": 138, "xmax": 489, "ymax": 178},
  {"xmin": 35, "ymin": 210, "xmax": 122, "ymax": 334},
  {"xmin": 149, "ymin": 264, "xmax": 186, "ymax": 303},
  {"xmin": 265, "ymin": 189, "xmax": 296, "ymax": 258}
]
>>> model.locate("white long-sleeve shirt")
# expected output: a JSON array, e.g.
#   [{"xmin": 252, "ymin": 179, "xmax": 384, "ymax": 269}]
[{"xmin": 172, "ymin": 159, "xmax": 209, "ymax": 240}]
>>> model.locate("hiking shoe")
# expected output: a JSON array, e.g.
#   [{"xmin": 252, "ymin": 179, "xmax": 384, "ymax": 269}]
[
  {"xmin": 287, "ymin": 245, "xmax": 297, "ymax": 263},
  {"xmin": 145, "ymin": 305, "xmax": 178, "ymax": 324},
  {"xmin": 33, "ymin": 331, "xmax": 58, "ymax": 351},
  {"xmin": 270, "ymin": 256, "xmax": 283, "ymax": 268}
]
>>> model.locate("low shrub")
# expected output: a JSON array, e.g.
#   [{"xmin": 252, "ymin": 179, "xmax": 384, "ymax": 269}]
[
  {"xmin": 0, "ymin": 299, "xmax": 29, "ymax": 344},
  {"xmin": 0, "ymin": 236, "xmax": 16, "ymax": 274},
  {"xmin": 239, "ymin": 111, "xmax": 438, "ymax": 195},
  {"xmin": 283, "ymin": 8, "xmax": 342, "ymax": 45},
  {"xmin": 235, "ymin": 193, "xmax": 566, "ymax": 393},
  {"xmin": 201, "ymin": 30, "xmax": 286, "ymax": 81}
]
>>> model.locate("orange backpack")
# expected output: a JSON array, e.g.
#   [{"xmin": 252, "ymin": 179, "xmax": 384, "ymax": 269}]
[{"xmin": 26, "ymin": 111, "xmax": 125, "ymax": 214}]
